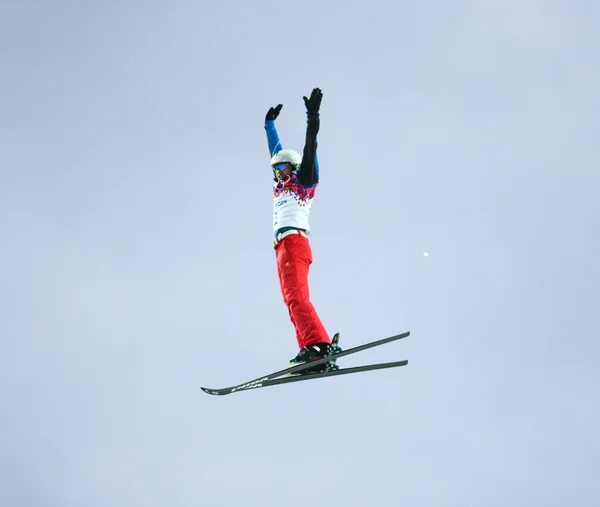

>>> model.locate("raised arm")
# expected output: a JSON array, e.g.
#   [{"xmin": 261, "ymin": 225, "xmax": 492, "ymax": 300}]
[
  {"xmin": 265, "ymin": 104, "xmax": 283, "ymax": 158},
  {"xmin": 297, "ymin": 88, "xmax": 322, "ymax": 187}
]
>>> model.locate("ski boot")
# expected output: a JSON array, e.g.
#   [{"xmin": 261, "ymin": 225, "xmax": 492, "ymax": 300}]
[
  {"xmin": 328, "ymin": 333, "xmax": 342, "ymax": 371},
  {"xmin": 288, "ymin": 333, "xmax": 343, "ymax": 375}
]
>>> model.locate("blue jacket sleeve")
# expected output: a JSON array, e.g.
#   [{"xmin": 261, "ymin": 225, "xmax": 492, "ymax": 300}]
[{"xmin": 265, "ymin": 120, "xmax": 282, "ymax": 159}]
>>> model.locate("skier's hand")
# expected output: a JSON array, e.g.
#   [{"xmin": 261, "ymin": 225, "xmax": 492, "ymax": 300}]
[
  {"xmin": 303, "ymin": 88, "xmax": 322, "ymax": 116},
  {"xmin": 266, "ymin": 104, "xmax": 282, "ymax": 121}
]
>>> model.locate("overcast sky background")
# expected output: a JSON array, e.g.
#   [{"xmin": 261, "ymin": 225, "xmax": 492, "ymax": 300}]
[{"xmin": 1, "ymin": 1, "xmax": 599, "ymax": 506}]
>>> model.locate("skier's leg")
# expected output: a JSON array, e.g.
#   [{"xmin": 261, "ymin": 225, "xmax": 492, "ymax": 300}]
[
  {"xmin": 276, "ymin": 234, "xmax": 330, "ymax": 349},
  {"xmin": 276, "ymin": 253, "xmax": 303, "ymax": 348}
]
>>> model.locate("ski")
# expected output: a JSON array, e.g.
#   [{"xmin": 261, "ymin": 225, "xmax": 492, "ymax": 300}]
[
  {"xmin": 228, "ymin": 360, "xmax": 409, "ymax": 393},
  {"xmin": 201, "ymin": 330, "xmax": 410, "ymax": 396}
]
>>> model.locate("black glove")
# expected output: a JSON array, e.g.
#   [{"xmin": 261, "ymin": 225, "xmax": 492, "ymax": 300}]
[
  {"xmin": 303, "ymin": 88, "xmax": 322, "ymax": 116},
  {"xmin": 266, "ymin": 104, "xmax": 282, "ymax": 121}
]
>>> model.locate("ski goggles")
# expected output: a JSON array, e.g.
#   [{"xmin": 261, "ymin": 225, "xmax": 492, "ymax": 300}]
[{"xmin": 272, "ymin": 163, "xmax": 294, "ymax": 172}]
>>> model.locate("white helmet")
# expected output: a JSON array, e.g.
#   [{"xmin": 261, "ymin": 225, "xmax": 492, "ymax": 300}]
[{"xmin": 271, "ymin": 149, "xmax": 302, "ymax": 169}]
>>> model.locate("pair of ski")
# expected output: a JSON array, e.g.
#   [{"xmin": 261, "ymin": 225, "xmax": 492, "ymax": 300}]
[{"xmin": 201, "ymin": 330, "xmax": 410, "ymax": 396}]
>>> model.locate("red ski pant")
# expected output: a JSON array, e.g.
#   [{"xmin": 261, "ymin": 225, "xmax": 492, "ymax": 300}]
[{"xmin": 275, "ymin": 233, "xmax": 330, "ymax": 350}]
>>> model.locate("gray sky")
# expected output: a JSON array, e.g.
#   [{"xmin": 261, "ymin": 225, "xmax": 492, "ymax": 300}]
[{"xmin": 1, "ymin": 1, "xmax": 599, "ymax": 506}]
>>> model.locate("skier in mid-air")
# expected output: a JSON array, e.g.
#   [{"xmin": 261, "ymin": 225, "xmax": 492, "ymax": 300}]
[
  {"xmin": 264, "ymin": 88, "xmax": 339, "ymax": 373},
  {"xmin": 199, "ymin": 88, "xmax": 411, "ymax": 396}
]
